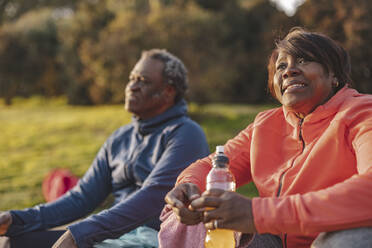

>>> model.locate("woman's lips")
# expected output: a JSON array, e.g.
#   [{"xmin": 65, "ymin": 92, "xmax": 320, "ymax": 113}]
[{"xmin": 282, "ymin": 81, "xmax": 306, "ymax": 94}]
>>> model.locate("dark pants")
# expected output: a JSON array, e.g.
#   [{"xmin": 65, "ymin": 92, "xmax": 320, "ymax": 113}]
[
  {"xmin": 311, "ymin": 227, "xmax": 372, "ymax": 248},
  {"xmin": 238, "ymin": 233, "xmax": 282, "ymax": 248},
  {"xmin": 9, "ymin": 230, "xmax": 65, "ymax": 248}
]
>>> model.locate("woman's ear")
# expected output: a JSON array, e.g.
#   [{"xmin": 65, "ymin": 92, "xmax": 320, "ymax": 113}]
[{"xmin": 332, "ymin": 77, "xmax": 339, "ymax": 88}]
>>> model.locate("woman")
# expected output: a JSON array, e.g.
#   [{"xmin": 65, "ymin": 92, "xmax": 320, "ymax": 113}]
[{"xmin": 161, "ymin": 28, "xmax": 372, "ymax": 248}]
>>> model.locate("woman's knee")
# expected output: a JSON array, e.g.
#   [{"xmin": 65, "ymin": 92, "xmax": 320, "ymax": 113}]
[{"xmin": 311, "ymin": 227, "xmax": 372, "ymax": 248}]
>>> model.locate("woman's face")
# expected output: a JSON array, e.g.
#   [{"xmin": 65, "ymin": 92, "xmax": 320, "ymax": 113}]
[{"xmin": 273, "ymin": 50, "xmax": 336, "ymax": 117}]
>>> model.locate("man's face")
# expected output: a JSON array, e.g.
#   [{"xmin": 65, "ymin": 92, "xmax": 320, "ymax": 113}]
[{"xmin": 125, "ymin": 57, "xmax": 174, "ymax": 119}]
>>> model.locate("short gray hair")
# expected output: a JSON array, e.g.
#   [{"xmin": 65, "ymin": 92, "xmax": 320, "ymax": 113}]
[{"xmin": 141, "ymin": 49, "xmax": 188, "ymax": 102}]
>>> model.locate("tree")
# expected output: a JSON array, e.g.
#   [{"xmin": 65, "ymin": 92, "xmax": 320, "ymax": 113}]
[
  {"xmin": 57, "ymin": 0, "xmax": 114, "ymax": 105},
  {"xmin": 295, "ymin": 0, "xmax": 372, "ymax": 93},
  {"xmin": 69, "ymin": 0, "xmax": 292, "ymax": 104},
  {"xmin": 0, "ymin": 8, "xmax": 62, "ymax": 105},
  {"xmin": 0, "ymin": 0, "xmax": 77, "ymax": 24},
  {"xmin": 0, "ymin": 0, "xmax": 301, "ymax": 105}
]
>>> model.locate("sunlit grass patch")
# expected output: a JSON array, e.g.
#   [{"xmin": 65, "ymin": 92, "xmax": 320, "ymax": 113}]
[{"xmin": 1, "ymin": 97, "xmax": 274, "ymax": 210}]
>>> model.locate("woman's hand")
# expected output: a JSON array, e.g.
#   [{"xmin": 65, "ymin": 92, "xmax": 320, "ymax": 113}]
[
  {"xmin": 190, "ymin": 189, "xmax": 257, "ymax": 234},
  {"xmin": 0, "ymin": 212, "xmax": 12, "ymax": 235},
  {"xmin": 165, "ymin": 183, "xmax": 203, "ymax": 225}
]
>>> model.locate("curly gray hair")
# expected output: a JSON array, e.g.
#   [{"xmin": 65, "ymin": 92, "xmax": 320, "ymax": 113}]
[{"xmin": 141, "ymin": 49, "xmax": 188, "ymax": 102}]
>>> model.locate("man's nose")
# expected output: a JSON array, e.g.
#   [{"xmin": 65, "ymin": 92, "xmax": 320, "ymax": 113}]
[{"xmin": 127, "ymin": 81, "xmax": 141, "ymax": 91}]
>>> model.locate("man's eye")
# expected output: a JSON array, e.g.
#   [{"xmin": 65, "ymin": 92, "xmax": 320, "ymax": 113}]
[
  {"xmin": 141, "ymin": 79, "xmax": 150, "ymax": 85},
  {"xmin": 129, "ymin": 76, "xmax": 147, "ymax": 84}
]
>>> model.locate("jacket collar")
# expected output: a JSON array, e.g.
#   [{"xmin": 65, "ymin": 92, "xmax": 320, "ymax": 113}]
[
  {"xmin": 132, "ymin": 99, "xmax": 187, "ymax": 135},
  {"xmin": 283, "ymin": 85, "xmax": 358, "ymax": 127}
]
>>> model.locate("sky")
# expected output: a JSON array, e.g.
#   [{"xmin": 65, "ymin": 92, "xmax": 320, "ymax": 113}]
[{"xmin": 271, "ymin": 0, "xmax": 306, "ymax": 16}]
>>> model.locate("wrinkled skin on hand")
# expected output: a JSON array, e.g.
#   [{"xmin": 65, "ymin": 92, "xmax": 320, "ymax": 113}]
[
  {"xmin": 0, "ymin": 212, "xmax": 12, "ymax": 235},
  {"xmin": 166, "ymin": 184, "xmax": 257, "ymax": 234},
  {"xmin": 165, "ymin": 183, "xmax": 203, "ymax": 225},
  {"xmin": 190, "ymin": 189, "xmax": 257, "ymax": 233}
]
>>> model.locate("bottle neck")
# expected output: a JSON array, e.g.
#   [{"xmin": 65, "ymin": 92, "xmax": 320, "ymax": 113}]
[
  {"xmin": 212, "ymin": 153, "xmax": 229, "ymax": 168},
  {"xmin": 212, "ymin": 162, "xmax": 228, "ymax": 169}
]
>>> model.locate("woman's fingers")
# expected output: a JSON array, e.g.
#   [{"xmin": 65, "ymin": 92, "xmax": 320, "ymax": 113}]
[
  {"xmin": 165, "ymin": 183, "xmax": 203, "ymax": 225},
  {"xmin": 185, "ymin": 183, "xmax": 202, "ymax": 201},
  {"xmin": 191, "ymin": 196, "xmax": 222, "ymax": 210},
  {"xmin": 165, "ymin": 183, "xmax": 201, "ymax": 208},
  {"xmin": 165, "ymin": 184, "xmax": 257, "ymax": 232},
  {"xmin": 205, "ymin": 219, "xmax": 216, "ymax": 230},
  {"xmin": 172, "ymin": 206, "xmax": 203, "ymax": 225},
  {"xmin": 204, "ymin": 219, "xmax": 224, "ymax": 230},
  {"xmin": 190, "ymin": 188, "xmax": 225, "ymax": 210},
  {"xmin": 202, "ymin": 188, "xmax": 225, "ymax": 196},
  {"xmin": 165, "ymin": 187, "xmax": 186, "ymax": 208},
  {"xmin": 191, "ymin": 190, "xmax": 258, "ymax": 233}
]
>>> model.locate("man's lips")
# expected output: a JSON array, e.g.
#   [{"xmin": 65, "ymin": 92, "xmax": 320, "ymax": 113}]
[
  {"xmin": 126, "ymin": 93, "xmax": 139, "ymax": 100},
  {"xmin": 282, "ymin": 80, "xmax": 307, "ymax": 94}
]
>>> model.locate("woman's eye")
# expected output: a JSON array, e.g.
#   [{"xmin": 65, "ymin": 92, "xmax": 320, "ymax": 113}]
[
  {"xmin": 297, "ymin": 58, "xmax": 306, "ymax": 64},
  {"xmin": 276, "ymin": 63, "xmax": 286, "ymax": 70}
]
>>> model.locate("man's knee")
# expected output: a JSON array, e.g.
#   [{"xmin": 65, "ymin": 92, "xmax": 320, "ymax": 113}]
[
  {"xmin": 311, "ymin": 227, "xmax": 372, "ymax": 248},
  {"xmin": 0, "ymin": 237, "xmax": 10, "ymax": 248}
]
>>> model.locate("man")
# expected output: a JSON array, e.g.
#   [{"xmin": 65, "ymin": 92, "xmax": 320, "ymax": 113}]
[{"xmin": 0, "ymin": 49, "xmax": 209, "ymax": 248}]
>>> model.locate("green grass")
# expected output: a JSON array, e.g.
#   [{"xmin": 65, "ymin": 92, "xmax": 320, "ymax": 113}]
[{"xmin": 0, "ymin": 97, "xmax": 274, "ymax": 210}]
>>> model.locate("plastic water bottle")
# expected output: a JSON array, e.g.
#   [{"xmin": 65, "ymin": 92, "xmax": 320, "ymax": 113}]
[{"xmin": 204, "ymin": 146, "xmax": 236, "ymax": 248}]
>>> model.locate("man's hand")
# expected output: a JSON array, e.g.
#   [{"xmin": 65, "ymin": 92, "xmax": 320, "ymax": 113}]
[
  {"xmin": 0, "ymin": 212, "xmax": 12, "ymax": 235},
  {"xmin": 52, "ymin": 230, "xmax": 77, "ymax": 248}
]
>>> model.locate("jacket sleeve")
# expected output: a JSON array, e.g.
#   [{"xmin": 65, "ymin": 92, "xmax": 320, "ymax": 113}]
[
  {"xmin": 177, "ymin": 124, "xmax": 254, "ymax": 192},
  {"xmin": 253, "ymin": 116, "xmax": 372, "ymax": 235},
  {"xmin": 67, "ymin": 122, "xmax": 210, "ymax": 248},
  {"xmin": 6, "ymin": 141, "xmax": 113, "ymax": 237}
]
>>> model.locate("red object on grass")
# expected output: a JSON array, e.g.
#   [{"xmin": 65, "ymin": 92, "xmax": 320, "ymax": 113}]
[{"xmin": 42, "ymin": 168, "xmax": 79, "ymax": 202}]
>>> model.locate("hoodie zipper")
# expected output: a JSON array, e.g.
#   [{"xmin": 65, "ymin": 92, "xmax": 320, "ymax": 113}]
[
  {"xmin": 277, "ymin": 118, "xmax": 305, "ymax": 248},
  {"xmin": 298, "ymin": 118, "xmax": 305, "ymax": 152}
]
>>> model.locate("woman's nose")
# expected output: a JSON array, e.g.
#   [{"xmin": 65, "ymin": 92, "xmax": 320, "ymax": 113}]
[{"xmin": 283, "ymin": 64, "xmax": 300, "ymax": 79}]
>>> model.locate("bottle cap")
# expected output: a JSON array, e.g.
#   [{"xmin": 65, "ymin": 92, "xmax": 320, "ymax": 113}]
[{"xmin": 216, "ymin": 146, "xmax": 224, "ymax": 154}]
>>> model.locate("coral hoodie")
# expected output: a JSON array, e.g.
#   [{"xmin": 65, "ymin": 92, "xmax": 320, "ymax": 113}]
[{"xmin": 177, "ymin": 86, "xmax": 372, "ymax": 248}]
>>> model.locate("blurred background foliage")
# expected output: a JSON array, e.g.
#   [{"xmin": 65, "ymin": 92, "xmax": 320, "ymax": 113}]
[{"xmin": 0, "ymin": 0, "xmax": 372, "ymax": 106}]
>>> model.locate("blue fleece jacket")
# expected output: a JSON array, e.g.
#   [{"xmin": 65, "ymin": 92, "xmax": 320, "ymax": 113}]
[{"xmin": 7, "ymin": 100, "xmax": 209, "ymax": 247}]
